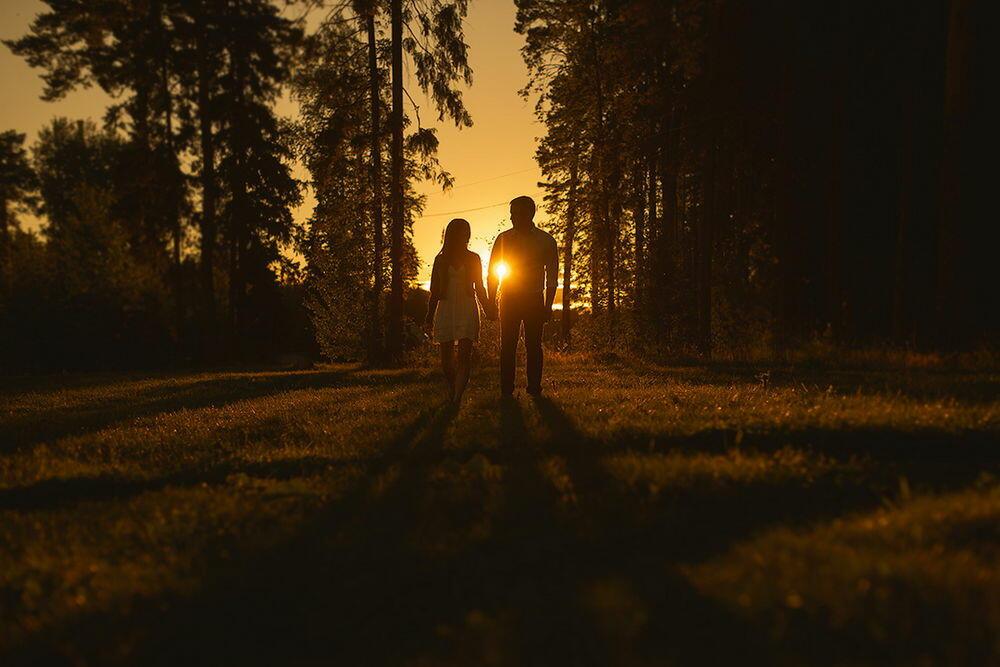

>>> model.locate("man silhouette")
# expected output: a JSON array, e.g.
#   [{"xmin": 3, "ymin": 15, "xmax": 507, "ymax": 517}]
[{"xmin": 487, "ymin": 196, "xmax": 559, "ymax": 397}]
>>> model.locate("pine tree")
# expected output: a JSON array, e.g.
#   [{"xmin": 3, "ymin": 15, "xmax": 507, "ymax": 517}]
[{"xmin": 0, "ymin": 130, "xmax": 38, "ymax": 306}]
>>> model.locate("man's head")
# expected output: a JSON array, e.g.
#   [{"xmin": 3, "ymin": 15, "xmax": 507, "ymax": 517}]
[{"xmin": 509, "ymin": 195, "xmax": 536, "ymax": 230}]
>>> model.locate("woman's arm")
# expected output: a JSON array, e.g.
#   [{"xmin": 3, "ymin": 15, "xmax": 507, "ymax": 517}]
[
  {"xmin": 425, "ymin": 295, "xmax": 439, "ymax": 329},
  {"xmin": 471, "ymin": 252, "xmax": 491, "ymax": 317},
  {"xmin": 424, "ymin": 256, "xmax": 441, "ymax": 327}
]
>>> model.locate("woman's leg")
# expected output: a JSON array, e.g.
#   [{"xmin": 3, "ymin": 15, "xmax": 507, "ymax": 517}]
[
  {"xmin": 454, "ymin": 338, "xmax": 474, "ymax": 403},
  {"xmin": 440, "ymin": 342, "xmax": 456, "ymax": 393}
]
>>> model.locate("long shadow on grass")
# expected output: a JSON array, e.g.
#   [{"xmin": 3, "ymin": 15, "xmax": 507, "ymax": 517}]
[
  {"xmin": 143, "ymin": 398, "xmax": 773, "ymax": 665},
  {"xmin": 6, "ymin": 392, "xmax": 994, "ymax": 666},
  {"xmin": 0, "ymin": 368, "xmax": 425, "ymax": 454},
  {"xmin": 520, "ymin": 396, "xmax": 997, "ymax": 501},
  {"xmin": 529, "ymin": 396, "xmax": 997, "ymax": 560},
  {"xmin": 6, "ymin": 396, "xmax": 766, "ymax": 666},
  {"xmin": 0, "ymin": 455, "xmax": 366, "ymax": 511},
  {"xmin": 4, "ymin": 401, "xmax": 452, "ymax": 666},
  {"xmin": 619, "ymin": 358, "xmax": 1000, "ymax": 404}
]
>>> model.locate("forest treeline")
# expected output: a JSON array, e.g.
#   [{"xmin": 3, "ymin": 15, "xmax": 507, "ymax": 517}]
[
  {"xmin": 0, "ymin": 0, "xmax": 472, "ymax": 371},
  {"xmin": 0, "ymin": 0, "xmax": 993, "ymax": 372},
  {"xmin": 521, "ymin": 0, "xmax": 993, "ymax": 356}
]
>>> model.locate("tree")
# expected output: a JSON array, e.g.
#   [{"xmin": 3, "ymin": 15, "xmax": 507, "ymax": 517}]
[
  {"xmin": 385, "ymin": 0, "xmax": 473, "ymax": 363},
  {"xmin": 363, "ymin": 0, "xmax": 387, "ymax": 362},
  {"xmin": 294, "ymin": 1, "xmax": 456, "ymax": 362},
  {"xmin": 211, "ymin": 0, "xmax": 302, "ymax": 357},
  {"xmin": 6, "ymin": 0, "xmax": 191, "ymax": 350},
  {"xmin": 0, "ymin": 130, "xmax": 38, "ymax": 304},
  {"xmin": 518, "ymin": 0, "xmax": 995, "ymax": 356},
  {"xmin": 388, "ymin": 0, "xmax": 405, "ymax": 361},
  {"xmin": 26, "ymin": 118, "xmax": 173, "ymax": 370}
]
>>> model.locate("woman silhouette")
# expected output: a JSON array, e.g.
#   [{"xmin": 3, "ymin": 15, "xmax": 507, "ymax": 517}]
[{"xmin": 424, "ymin": 218, "xmax": 490, "ymax": 404}]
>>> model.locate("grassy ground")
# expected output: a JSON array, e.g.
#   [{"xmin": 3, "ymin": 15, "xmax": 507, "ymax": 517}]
[{"xmin": 0, "ymin": 357, "xmax": 997, "ymax": 665}]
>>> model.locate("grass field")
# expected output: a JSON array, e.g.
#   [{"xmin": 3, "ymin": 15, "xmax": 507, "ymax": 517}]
[{"xmin": 1, "ymin": 357, "xmax": 998, "ymax": 665}]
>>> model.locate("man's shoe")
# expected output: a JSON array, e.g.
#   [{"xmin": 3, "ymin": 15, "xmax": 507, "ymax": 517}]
[{"xmin": 526, "ymin": 386, "xmax": 542, "ymax": 397}]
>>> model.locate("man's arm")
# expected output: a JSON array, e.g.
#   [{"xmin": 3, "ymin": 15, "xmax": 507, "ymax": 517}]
[{"xmin": 544, "ymin": 236, "xmax": 559, "ymax": 313}]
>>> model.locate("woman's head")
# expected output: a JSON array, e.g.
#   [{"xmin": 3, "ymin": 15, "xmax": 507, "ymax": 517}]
[{"xmin": 441, "ymin": 218, "xmax": 471, "ymax": 259}]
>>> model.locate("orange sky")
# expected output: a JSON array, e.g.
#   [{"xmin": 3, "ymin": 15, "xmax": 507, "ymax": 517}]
[{"xmin": 0, "ymin": 0, "xmax": 544, "ymax": 284}]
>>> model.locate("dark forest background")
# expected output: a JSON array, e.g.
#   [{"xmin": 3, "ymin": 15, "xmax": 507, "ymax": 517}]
[{"xmin": 0, "ymin": 0, "xmax": 994, "ymax": 373}]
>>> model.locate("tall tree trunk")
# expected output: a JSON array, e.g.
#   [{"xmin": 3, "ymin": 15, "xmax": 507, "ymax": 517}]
[
  {"xmin": 937, "ymin": 0, "xmax": 973, "ymax": 349},
  {"xmin": 196, "ymin": 5, "xmax": 217, "ymax": 357},
  {"xmin": 589, "ymin": 196, "xmax": 602, "ymax": 315},
  {"xmin": 697, "ymin": 1, "xmax": 724, "ymax": 359},
  {"xmin": 698, "ymin": 160, "xmax": 715, "ymax": 359},
  {"xmin": 160, "ymin": 29, "xmax": 183, "ymax": 341},
  {"xmin": 660, "ymin": 101, "xmax": 678, "ymax": 270},
  {"xmin": 590, "ymin": 32, "xmax": 607, "ymax": 320},
  {"xmin": 633, "ymin": 159, "xmax": 645, "ymax": 313},
  {"xmin": 228, "ymin": 39, "xmax": 249, "ymax": 358},
  {"xmin": 606, "ymin": 168, "xmax": 619, "ymax": 323},
  {"xmin": 658, "ymin": 100, "xmax": 678, "ymax": 335},
  {"xmin": 366, "ymin": 10, "xmax": 385, "ymax": 364},
  {"xmin": 386, "ymin": 0, "xmax": 404, "ymax": 363},
  {"xmin": 562, "ymin": 160, "xmax": 578, "ymax": 346},
  {"xmin": 893, "ymin": 100, "xmax": 914, "ymax": 344},
  {"xmin": 645, "ymin": 146, "xmax": 657, "ymax": 320},
  {"xmin": 825, "ymin": 2, "xmax": 845, "ymax": 342}
]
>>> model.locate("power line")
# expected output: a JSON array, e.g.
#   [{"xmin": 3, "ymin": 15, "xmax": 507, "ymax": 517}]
[
  {"xmin": 418, "ymin": 199, "xmax": 512, "ymax": 218},
  {"xmin": 418, "ymin": 189, "xmax": 546, "ymax": 218},
  {"xmin": 450, "ymin": 167, "xmax": 538, "ymax": 190}
]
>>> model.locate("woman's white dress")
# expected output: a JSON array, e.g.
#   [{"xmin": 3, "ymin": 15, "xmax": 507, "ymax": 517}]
[{"xmin": 433, "ymin": 264, "xmax": 480, "ymax": 343}]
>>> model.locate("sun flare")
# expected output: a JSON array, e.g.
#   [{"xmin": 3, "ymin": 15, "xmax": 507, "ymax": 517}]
[{"xmin": 493, "ymin": 261, "xmax": 510, "ymax": 281}]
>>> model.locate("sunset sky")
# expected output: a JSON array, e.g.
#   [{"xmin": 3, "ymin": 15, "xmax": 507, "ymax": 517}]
[{"xmin": 0, "ymin": 0, "xmax": 545, "ymax": 283}]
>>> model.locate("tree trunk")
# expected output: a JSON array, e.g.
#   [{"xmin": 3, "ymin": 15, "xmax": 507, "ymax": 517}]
[
  {"xmin": 633, "ymin": 159, "xmax": 645, "ymax": 313},
  {"xmin": 366, "ymin": 10, "xmax": 384, "ymax": 364},
  {"xmin": 699, "ymin": 160, "xmax": 715, "ymax": 360},
  {"xmin": 590, "ymin": 32, "xmax": 608, "ymax": 321},
  {"xmin": 645, "ymin": 146, "xmax": 657, "ymax": 321},
  {"xmin": 196, "ymin": 5, "xmax": 217, "ymax": 357},
  {"xmin": 589, "ymin": 196, "xmax": 602, "ymax": 315},
  {"xmin": 228, "ymin": 35, "xmax": 249, "ymax": 358},
  {"xmin": 893, "ymin": 99, "xmax": 914, "ymax": 344},
  {"xmin": 606, "ymin": 168, "xmax": 619, "ymax": 323},
  {"xmin": 697, "ymin": 1, "xmax": 724, "ymax": 359},
  {"xmin": 160, "ymin": 27, "xmax": 184, "ymax": 341},
  {"xmin": 562, "ymin": 160, "xmax": 578, "ymax": 345},
  {"xmin": 937, "ymin": 0, "xmax": 973, "ymax": 349},
  {"xmin": 825, "ymin": 2, "xmax": 845, "ymax": 342},
  {"xmin": 657, "ymin": 98, "xmax": 678, "ymax": 339},
  {"xmin": 386, "ymin": 0, "xmax": 405, "ymax": 363},
  {"xmin": 660, "ymin": 101, "xmax": 678, "ymax": 273}
]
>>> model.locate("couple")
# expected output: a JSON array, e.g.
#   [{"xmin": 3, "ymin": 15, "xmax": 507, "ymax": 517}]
[{"xmin": 423, "ymin": 195, "xmax": 558, "ymax": 404}]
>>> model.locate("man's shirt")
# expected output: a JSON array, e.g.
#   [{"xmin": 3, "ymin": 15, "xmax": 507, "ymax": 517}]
[{"xmin": 489, "ymin": 225, "xmax": 558, "ymax": 297}]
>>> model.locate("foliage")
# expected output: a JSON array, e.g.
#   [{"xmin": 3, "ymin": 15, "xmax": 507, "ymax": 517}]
[
  {"xmin": 517, "ymin": 0, "xmax": 995, "ymax": 356},
  {"xmin": 4, "ymin": 0, "xmax": 308, "ymax": 367},
  {"xmin": 293, "ymin": 0, "xmax": 468, "ymax": 362}
]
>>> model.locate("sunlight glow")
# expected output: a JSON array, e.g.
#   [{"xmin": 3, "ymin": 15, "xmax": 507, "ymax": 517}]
[{"xmin": 493, "ymin": 261, "xmax": 510, "ymax": 281}]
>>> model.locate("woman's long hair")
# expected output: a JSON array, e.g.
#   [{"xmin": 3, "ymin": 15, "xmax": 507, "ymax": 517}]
[{"xmin": 439, "ymin": 218, "xmax": 471, "ymax": 266}]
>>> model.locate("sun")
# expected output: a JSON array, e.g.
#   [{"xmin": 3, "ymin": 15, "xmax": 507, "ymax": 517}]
[{"xmin": 493, "ymin": 261, "xmax": 510, "ymax": 281}]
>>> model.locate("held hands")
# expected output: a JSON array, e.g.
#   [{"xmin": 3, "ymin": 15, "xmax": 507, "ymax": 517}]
[{"xmin": 484, "ymin": 298, "xmax": 498, "ymax": 321}]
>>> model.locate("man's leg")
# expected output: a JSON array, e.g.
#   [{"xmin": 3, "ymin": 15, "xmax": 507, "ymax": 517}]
[
  {"xmin": 499, "ymin": 305, "xmax": 521, "ymax": 396},
  {"xmin": 524, "ymin": 296, "xmax": 544, "ymax": 395}
]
